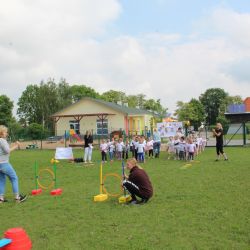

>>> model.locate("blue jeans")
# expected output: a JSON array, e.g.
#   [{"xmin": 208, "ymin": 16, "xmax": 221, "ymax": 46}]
[
  {"xmin": 153, "ymin": 141, "xmax": 161, "ymax": 157},
  {"xmin": 0, "ymin": 162, "xmax": 19, "ymax": 196},
  {"xmin": 109, "ymin": 151, "xmax": 114, "ymax": 161},
  {"xmin": 137, "ymin": 152, "xmax": 144, "ymax": 162}
]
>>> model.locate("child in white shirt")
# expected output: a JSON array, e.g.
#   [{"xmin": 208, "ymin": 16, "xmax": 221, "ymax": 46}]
[
  {"xmin": 186, "ymin": 138, "xmax": 196, "ymax": 161},
  {"xmin": 166, "ymin": 136, "xmax": 175, "ymax": 160},
  {"xmin": 108, "ymin": 138, "xmax": 115, "ymax": 162},
  {"xmin": 100, "ymin": 139, "xmax": 108, "ymax": 162},
  {"xmin": 117, "ymin": 138, "xmax": 124, "ymax": 160},
  {"xmin": 178, "ymin": 136, "xmax": 186, "ymax": 160},
  {"xmin": 146, "ymin": 137, "xmax": 154, "ymax": 158},
  {"xmin": 137, "ymin": 138, "xmax": 145, "ymax": 163}
]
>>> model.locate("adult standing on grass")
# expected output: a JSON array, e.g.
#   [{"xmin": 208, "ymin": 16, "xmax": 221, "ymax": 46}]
[
  {"xmin": 122, "ymin": 158, "xmax": 153, "ymax": 205},
  {"xmin": 0, "ymin": 125, "xmax": 27, "ymax": 203},
  {"xmin": 212, "ymin": 123, "xmax": 228, "ymax": 161},
  {"xmin": 84, "ymin": 130, "xmax": 93, "ymax": 163}
]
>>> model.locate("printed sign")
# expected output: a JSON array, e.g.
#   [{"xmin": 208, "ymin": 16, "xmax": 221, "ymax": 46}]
[{"xmin": 55, "ymin": 147, "xmax": 73, "ymax": 159}]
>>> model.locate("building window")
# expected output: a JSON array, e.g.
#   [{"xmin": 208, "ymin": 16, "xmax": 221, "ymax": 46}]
[
  {"xmin": 69, "ymin": 120, "xmax": 80, "ymax": 134},
  {"xmin": 96, "ymin": 119, "xmax": 108, "ymax": 135}
]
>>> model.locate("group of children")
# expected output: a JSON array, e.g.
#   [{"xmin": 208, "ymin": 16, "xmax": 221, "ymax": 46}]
[
  {"xmin": 166, "ymin": 133, "xmax": 206, "ymax": 161},
  {"xmin": 99, "ymin": 130, "xmax": 206, "ymax": 163},
  {"xmin": 99, "ymin": 135, "xmax": 156, "ymax": 163}
]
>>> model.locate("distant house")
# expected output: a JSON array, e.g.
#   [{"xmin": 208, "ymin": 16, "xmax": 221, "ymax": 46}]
[
  {"xmin": 51, "ymin": 97, "xmax": 157, "ymax": 136},
  {"xmin": 225, "ymin": 96, "xmax": 250, "ymax": 123},
  {"xmin": 244, "ymin": 97, "xmax": 250, "ymax": 112}
]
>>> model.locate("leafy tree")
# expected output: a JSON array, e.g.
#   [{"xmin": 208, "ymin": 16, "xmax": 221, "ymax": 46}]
[
  {"xmin": 17, "ymin": 84, "xmax": 41, "ymax": 124},
  {"xmin": 136, "ymin": 94, "xmax": 146, "ymax": 108},
  {"xmin": 8, "ymin": 122, "xmax": 24, "ymax": 141},
  {"xmin": 175, "ymin": 99, "xmax": 205, "ymax": 129},
  {"xmin": 57, "ymin": 79, "xmax": 73, "ymax": 109},
  {"xmin": 189, "ymin": 99, "xmax": 205, "ymax": 129},
  {"xmin": 101, "ymin": 90, "xmax": 126, "ymax": 103},
  {"xmin": 26, "ymin": 123, "xmax": 48, "ymax": 140},
  {"xmin": 199, "ymin": 88, "xmax": 228, "ymax": 125},
  {"xmin": 38, "ymin": 79, "xmax": 60, "ymax": 129},
  {"xmin": 71, "ymin": 84, "xmax": 99, "ymax": 102},
  {"xmin": 127, "ymin": 95, "xmax": 138, "ymax": 108},
  {"xmin": 17, "ymin": 80, "xmax": 60, "ymax": 131},
  {"xmin": 143, "ymin": 98, "xmax": 167, "ymax": 118},
  {"xmin": 0, "ymin": 95, "xmax": 14, "ymax": 126}
]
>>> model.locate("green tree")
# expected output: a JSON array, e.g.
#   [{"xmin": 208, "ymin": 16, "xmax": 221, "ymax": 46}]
[
  {"xmin": 17, "ymin": 84, "xmax": 41, "ymax": 124},
  {"xmin": 0, "ymin": 95, "xmax": 14, "ymax": 126},
  {"xmin": 57, "ymin": 79, "xmax": 73, "ymax": 109},
  {"xmin": 175, "ymin": 99, "xmax": 205, "ymax": 129},
  {"xmin": 127, "ymin": 95, "xmax": 138, "ymax": 108},
  {"xmin": 199, "ymin": 88, "xmax": 228, "ymax": 125},
  {"xmin": 71, "ymin": 84, "xmax": 99, "ymax": 102},
  {"xmin": 143, "ymin": 98, "xmax": 167, "ymax": 118},
  {"xmin": 136, "ymin": 94, "xmax": 146, "ymax": 108},
  {"xmin": 101, "ymin": 90, "xmax": 126, "ymax": 103},
  {"xmin": 26, "ymin": 123, "xmax": 48, "ymax": 140},
  {"xmin": 17, "ymin": 79, "xmax": 61, "ymax": 131}
]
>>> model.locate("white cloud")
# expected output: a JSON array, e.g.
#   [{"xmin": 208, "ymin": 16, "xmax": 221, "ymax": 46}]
[
  {"xmin": 211, "ymin": 8, "xmax": 250, "ymax": 48},
  {"xmin": 0, "ymin": 2, "xmax": 250, "ymax": 116}
]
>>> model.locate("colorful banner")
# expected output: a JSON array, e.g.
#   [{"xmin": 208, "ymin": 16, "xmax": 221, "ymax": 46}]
[{"xmin": 157, "ymin": 122, "xmax": 183, "ymax": 137}]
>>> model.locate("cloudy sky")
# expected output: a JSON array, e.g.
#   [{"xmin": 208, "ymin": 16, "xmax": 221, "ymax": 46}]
[{"xmin": 1, "ymin": 0, "xmax": 250, "ymax": 115}]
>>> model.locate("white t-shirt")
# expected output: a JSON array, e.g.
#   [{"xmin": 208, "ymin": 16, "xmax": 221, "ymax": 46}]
[
  {"xmin": 137, "ymin": 143, "xmax": 145, "ymax": 153},
  {"xmin": 100, "ymin": 143, "xmax": 108, "ymax": 152},
  {"xmin": 187, "ymin": 143, "xmax": 196, "ymax": 153}
]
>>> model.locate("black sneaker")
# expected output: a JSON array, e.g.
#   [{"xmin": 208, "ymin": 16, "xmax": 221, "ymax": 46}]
[{"xmin": 15, "ymin": 194, "xmax": 27, "ymax": 203}]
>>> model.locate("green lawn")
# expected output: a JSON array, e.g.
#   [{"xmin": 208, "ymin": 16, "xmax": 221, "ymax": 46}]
[{"xmin": 0, "ymin": 148, "xmax": 249, "ymax": 250}]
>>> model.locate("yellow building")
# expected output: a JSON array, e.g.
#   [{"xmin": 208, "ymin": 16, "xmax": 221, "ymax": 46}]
[{"xmin": 51, "ymin": 97, "xmax": 157, "ymax": 136}]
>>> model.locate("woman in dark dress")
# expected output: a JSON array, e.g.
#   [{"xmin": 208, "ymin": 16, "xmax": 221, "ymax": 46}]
[{"xmin": 212, "ymin": 123, "xmax": 228, "ymax": 161}]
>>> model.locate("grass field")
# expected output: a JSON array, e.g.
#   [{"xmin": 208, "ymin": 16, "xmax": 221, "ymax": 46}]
[{"xmin": 0, "ymin": 147, "xmax": 249, "ymax": 250}]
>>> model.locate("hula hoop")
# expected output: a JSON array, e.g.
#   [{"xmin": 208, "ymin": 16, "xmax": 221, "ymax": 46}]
[
  {"xmin": 103, "ymin": 173, "xmax": 123, "ymax": 197},
  {"xmin": 37, "ymin": 168, "xmax": 55, "ymax": 190}
]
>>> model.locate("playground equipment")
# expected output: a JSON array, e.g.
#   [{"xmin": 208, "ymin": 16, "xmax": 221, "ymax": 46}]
[
  {"xmin": 118, "ymin": 161, "xmax": 132, "ymax": 204},
  {"xmin": 65, "ymin": 129, "xmax": 82, "ymax": 143},
  {"xmin": 0, "ymin": 227, "xmax": 32, "ymax": 250},
  {"xmin": 31, "ymin": 161, "xmax": 62, "ymax": 196},
  {"xmin": 94, "ymin": 162, "xmax": 108, "ymax": 202}
]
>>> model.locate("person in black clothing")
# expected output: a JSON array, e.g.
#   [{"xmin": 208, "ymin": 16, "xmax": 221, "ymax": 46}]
[
  {"xmin": 84, "ymin": 130, "xmax": 93, "ymax": 163},
  {"xmin": 122, "ymin": 158, "xmax": 153, "ymax": 205},
  {"xmin": 212, "ymin": 123, "xmax": 228, "ymax": 161}
]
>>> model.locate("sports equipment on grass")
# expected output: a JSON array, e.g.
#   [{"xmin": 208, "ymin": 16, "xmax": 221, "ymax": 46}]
[
  {"xmin": 118, "ymin": 161, "xmax": 132, "ymax": 204},
  {"xmin": 94, "ymin": 162, "xmax": 108, "ymax": 202},
  {"xmin": 31, "ymin": 161, "xmax": 62, "ymax": 196}
]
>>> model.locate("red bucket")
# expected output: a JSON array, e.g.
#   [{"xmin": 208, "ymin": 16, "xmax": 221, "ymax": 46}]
[{"xmin": 3, "ymin": 228, "xmax": 32, "ymax": 250}]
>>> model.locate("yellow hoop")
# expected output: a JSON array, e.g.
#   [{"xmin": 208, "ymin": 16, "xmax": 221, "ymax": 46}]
[
  {"xmin": 37, "ymin": 168, "xmax": 55, "ymax": 190},
  {"xmin": 103, "ymin": 173, "xmax": 123, "ymax": 197}
]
